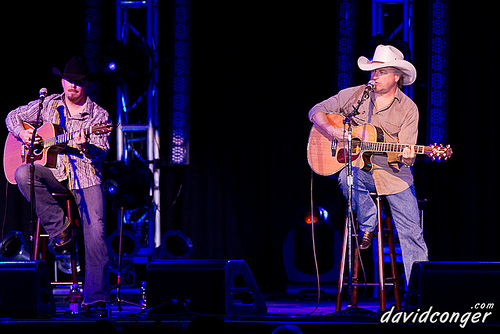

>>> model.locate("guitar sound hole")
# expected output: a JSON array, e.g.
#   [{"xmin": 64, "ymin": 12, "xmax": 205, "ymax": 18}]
[
  {"xmin": 337, "ymin": 148, "xmax": 346, "ymax": 164},
  {"xmin": 337, "ymin": 148, "xmax": 360, "ymax": 164},
  {"xmin": 33, "ymin": 144, "xmax": 44, "ymax": 156}
]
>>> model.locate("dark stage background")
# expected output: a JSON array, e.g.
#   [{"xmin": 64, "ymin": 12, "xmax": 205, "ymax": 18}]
[{"xmin": 0, "ymin": 1, "xmax": 497, "ymax": 293}]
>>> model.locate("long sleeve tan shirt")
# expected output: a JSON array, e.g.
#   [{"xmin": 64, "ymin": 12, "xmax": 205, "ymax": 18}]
[{"xmin": 308, "ymin": 85, "xmax": 418, "ymax": 195}]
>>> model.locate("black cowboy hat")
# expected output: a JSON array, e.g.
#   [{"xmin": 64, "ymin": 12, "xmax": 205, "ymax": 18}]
[{"xmin": 52, "ymin": 56, "xmax": 98, "ymax": 82}]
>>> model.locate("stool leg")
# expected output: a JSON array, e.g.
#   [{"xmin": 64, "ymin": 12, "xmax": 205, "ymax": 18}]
[
  {"xmin": 336, "ymin": 216, "xmax": 349, "ymax": 311},
  {"xmin": 66, "ymin": 198, "xmax": 79, "ymax": 285},
  {"xmin": 376, "ymin": 197, "xmax": 386, "ymax": 311},
  {"xmin": 352, "ymin": 244, "xmax": 360, "ymax": 307},
  {"xmin": 34, "ymin": 219, "xmax": 41, "ymax": 260},
  {"xmin": 386, "ymin": 216, "xmax": 402, "ymax": 310}
]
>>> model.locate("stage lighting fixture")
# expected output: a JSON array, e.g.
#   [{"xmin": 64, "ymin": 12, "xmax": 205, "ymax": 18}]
[
  {"xmin": 0, "ymin": 231, "xmax": 30, "ymax": 261},
  {"xmin": 302, "ymin": 206, "xmax": 329, "ymax": 225},
  {"xmin": 106, "ymin": 229, "xmax": 140, "ymax": 274},
  {"xmin": 293, "ymin": 207, "xmax": 335, "ymax": 276},
  {"xmin": 152, "ymin": 230, "xmax": 193, "ymax": 259},
  {"xmin": 47, "ymin": 239, "xmax": 82, "ymax": 275},
  {"xmin": 55, "ymin": 256, "xmax": 81, "ymax": 275},
  {"xmin": 102, "ymin": 41, "xmax": 151, "ymax": 85},
  {"xmin": 107, "ymin": 229, "xmax": 140, "ymax": 260},
  {"xmin": 102, "ymin": 162, "xmax": 152, "ymax": 210},
  {"xmin": 283, "ymin": 206, "xmax": 340, "ymax": 298},
  {"xmin": 107, "ymin": 61, "xmax": 117, "ymax": 72}
]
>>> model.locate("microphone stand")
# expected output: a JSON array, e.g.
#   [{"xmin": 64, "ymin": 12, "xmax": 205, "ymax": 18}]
[
  {"xmin": 109, "ymin": 204, "xmax": 144, "ymax": 312},
  {"xmin": 341, "ymin": 87, "xmax": 371, "ymax": 308},
  {"xmin": 28, "ymin": 93, "xmax": 45, "ymax": 260}
]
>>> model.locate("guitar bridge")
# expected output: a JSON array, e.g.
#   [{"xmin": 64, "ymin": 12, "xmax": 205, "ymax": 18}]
[
  {"xmin": 21, "ymin": 144, "xmax": 26, "ymax": 163},
  {"xmin": 331, "ymin": 139, "xmax": 337, "ymax": 157}
]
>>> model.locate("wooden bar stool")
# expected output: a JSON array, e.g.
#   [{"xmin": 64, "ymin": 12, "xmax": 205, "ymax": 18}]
[
  {"xmin": 33, "ymin": 192, "xmax": 82, "ymax": 286},
  {"xmin": 336, "ymin": 192, "xmax": 401, "ymax": 311}
]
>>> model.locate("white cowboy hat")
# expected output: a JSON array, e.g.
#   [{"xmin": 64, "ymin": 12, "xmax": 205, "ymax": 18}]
[{"xmin": 357, "ymin": 44, "xmax": 417, "ymax": 85}]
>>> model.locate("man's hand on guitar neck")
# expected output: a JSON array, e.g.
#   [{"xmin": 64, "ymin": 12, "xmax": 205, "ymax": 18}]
[
  {"xmin": 399, "ymin": 146, "xmax": 416, "ymax": 167},
  {"xmin": 74, "ymin": 129, "xmax": 90, "ymax": 153}
]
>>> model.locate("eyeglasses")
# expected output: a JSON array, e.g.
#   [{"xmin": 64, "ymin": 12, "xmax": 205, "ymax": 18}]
[{"xmin": 371, "ymin": 68, "xmax": 396, "ymax": 77}]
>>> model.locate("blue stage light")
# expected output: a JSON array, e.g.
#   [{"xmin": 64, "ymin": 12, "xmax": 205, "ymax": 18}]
[
  {"xmin": 169, "ymin": 0, "xmax": 191, "ymax": 165},
  {"xmin": 107, "ymin": 184, "xmax": 116, "ymax": 195},
  {"xmin": 108, "ymin": 61, "xmax": 117, "ymax": 71},
  {"xmin": 427, "ymin": 0, "xmax": 449, "ymax": 148},
  {"xmin": 336, "ymin": 0, "xmax": 356, "ymax": 91},
  {"xmin": 103, "ymin": 163, "xmax": 152, "ymax": 209}
]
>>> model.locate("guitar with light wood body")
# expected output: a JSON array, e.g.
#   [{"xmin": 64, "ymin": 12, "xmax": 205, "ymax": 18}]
[
  {"xmin": 307, "ymin": 114, "xmax": 453, "ymax": 176},
  {"xmin": 4, "ymin": 122, "xmax": 113, "ymax": 184}
]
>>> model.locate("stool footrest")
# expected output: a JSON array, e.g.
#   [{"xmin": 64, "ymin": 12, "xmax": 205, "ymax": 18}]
[{"xmin": 341, "ymin": 282, "xmax": 396, "ymax": 287}]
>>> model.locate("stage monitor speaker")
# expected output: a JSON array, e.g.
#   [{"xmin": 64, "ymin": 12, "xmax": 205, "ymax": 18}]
[
  {"xmin": 146, "ymin": 259, "xmax": 267, "ymax": 316},
  {"xmin": 405, "ymin": 261, "xmax": 500, "ymax": 315},
  {"xmin": 0, "ymin": 261, "xmax": 56, "ymax": 318}
]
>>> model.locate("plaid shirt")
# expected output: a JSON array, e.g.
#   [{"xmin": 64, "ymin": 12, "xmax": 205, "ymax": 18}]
[{"xmin": 6, "ymin": 93, "xmax": 111, "ymax": 190}]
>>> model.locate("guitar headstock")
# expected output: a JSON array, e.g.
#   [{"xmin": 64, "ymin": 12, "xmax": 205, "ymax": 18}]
[
  {"xmin": 425, "ymin": 143, "xmax": 453, "ymax": 161},
  {"xmin": 91, "ymin": 123, "xmax": 114, "ymax": 135}
]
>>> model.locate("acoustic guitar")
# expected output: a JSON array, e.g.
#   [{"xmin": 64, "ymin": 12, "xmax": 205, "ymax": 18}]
[
  {"xmin": 307, "ymin": 114, "xmax": 453, "ymax": 176},
  {"xmin": 3, "ymin": 122, "xmax": 113, "ymax": 184}
]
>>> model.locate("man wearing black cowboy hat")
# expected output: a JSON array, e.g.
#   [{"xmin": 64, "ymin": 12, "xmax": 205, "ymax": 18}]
[{"xmin": 6, "ymin": 56, "xmax": 111, "ymax": 311}]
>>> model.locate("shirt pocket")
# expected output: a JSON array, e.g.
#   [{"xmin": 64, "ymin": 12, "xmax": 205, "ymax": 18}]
[{"xmin": 381, "ymin": 121, "xmax": 401, "ymax": 139}]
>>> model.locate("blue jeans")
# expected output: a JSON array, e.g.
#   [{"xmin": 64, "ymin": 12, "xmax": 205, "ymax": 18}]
[
  {"xmin": 339, "ymin": 167, "xmax": 428, "ymax": 284},
  {"xmin": 15, "ymin": 164, "xmax": 109, "ymax": 304}
]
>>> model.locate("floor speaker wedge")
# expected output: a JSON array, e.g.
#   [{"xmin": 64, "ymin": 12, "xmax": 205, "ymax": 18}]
[
  {"xmin": 146, "ymin": 259, "xmax": 267, "ymax": 316},
  {"xmin": 0, "ymin": 260, "xmax": 55, "ymax": 318},
  {"xmin": 405, "ymin": 261, "xmax": 500, "ymax": 318}
]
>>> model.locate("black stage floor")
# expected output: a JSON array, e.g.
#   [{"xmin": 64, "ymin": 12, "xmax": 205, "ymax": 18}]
[{"xmin": 1, "ymin": 291, "xmax": 499, "ymax": 333}]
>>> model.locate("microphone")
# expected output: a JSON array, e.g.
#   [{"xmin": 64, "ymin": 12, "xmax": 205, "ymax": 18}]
[
  {"xmin": 39, "ymin": 88, "xmax": 48, "ymax": 101},
  {"xmin": 366, "ymin": 80, "xmax": 375, "ymax": 92}
]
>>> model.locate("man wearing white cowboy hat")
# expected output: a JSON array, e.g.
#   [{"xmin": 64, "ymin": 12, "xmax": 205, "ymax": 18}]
[{"xmin": 308, "ymin": 44, "xmax": 428, "ymax": 285}]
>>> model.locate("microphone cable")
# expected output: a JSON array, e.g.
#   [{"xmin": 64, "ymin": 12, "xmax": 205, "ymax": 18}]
[{"xmin": 306, "ymin": 169, "xmax": 321, "ymax": 315}]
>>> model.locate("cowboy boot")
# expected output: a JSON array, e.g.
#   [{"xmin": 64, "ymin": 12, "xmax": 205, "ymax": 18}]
[{"xmin": 358, "ymin": 231, "xmax": 374, "ymax": 250}]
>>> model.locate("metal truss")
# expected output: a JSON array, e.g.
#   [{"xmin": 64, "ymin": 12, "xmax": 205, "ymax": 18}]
[
  {"xmin": 371, "ymin": 0, "xmax": 414, "ymax": 98},
  {"xmin": 115, "ymin": 0, "xmax": 161, "ymax": 253}
]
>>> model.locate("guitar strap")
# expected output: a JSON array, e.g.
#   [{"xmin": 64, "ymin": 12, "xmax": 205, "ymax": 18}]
[
  {"xmin": 340, "ymin": 88, "xmax": 404, "ymax": 172},
  {"xmin": 52, "ymin": 102, "xmax": 73, "ymax": 189},
  {"xmin": 338, "ymin": 85, "xmax": 368, "ymax": 126}
]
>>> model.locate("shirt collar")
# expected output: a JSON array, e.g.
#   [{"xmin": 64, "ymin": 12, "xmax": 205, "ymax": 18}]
[
  {"xmin": 57, "ymin": 93, "xmax": 92, "ymax": 119},
  {"xmin": 394, "ymin": 87, "xmax": 403, "ymax": 103},
  {"xmin": 370, "ymin": 87, "xmax": 402, "ymax": 113}
]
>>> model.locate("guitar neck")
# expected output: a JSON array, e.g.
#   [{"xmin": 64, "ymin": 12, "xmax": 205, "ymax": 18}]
[
  {"xmin": 361, "ymin": 141, "xmax": 426, "ymax": 154},
  {"xmin": 43, "ymin": 127, "xmax": 92, "ymax": 148}
]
